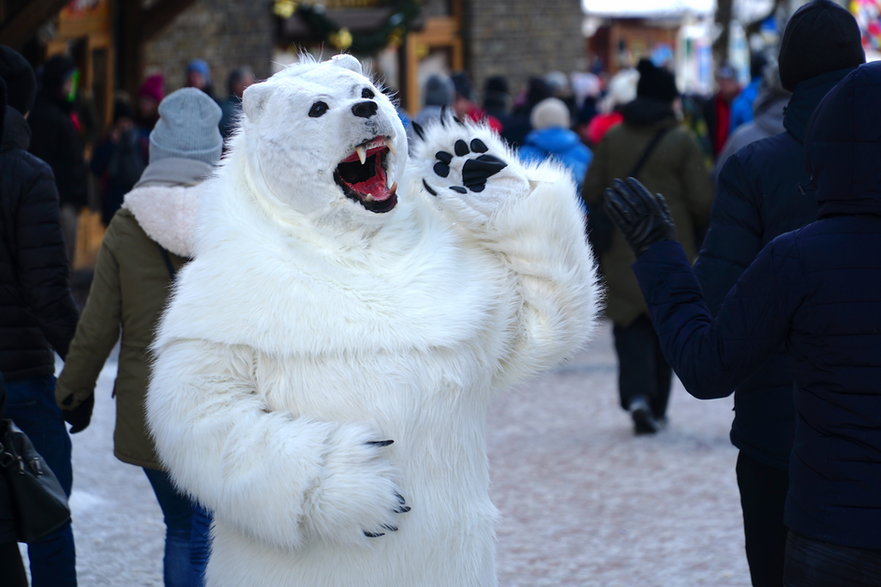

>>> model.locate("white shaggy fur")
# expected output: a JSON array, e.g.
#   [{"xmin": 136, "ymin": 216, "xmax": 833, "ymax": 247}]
[{"xmin": 147, "ymin": 55, "xmax": 600, "ymax": 587}]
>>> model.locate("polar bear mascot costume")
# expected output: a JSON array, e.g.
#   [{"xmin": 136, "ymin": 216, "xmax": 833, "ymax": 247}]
[{"xmin": 147, "ymin": 54, "xmax": 600, "ymax": 587}]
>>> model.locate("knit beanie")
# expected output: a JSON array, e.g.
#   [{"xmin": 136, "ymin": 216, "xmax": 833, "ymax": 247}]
[
  {"xmin": 530, "ymin": 97, "xmax": 570, "ymax": 130},
  {"xmin": 778, "ymin": 0, "xmax": 865, "ymax": 92},
  {"xmin": 423, "ymin": 74, "xmax": 453, "ymax": 107},
  {"xmin": 636, "ymin": 58, "xmax": 678, "ymax": 103},
  {"xmin": 187, "ymin": 59, "xmax": 212, "ymax": 82},
  {"xmin": 138, "ymin": 73, "xmax": 165, "ymax": 104},
  {"xmin": 149, "ymin": 88, "xmax": 222, "ymax": 165},
  {"xmin": 0, "ymin": 45, "xmax": 36, "ymax": 114}
]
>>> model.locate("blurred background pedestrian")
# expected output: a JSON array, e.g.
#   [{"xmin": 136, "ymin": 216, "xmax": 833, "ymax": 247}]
[{"xmin": 583, "ymin": 57, "xmax": 712, "ymax": 436}]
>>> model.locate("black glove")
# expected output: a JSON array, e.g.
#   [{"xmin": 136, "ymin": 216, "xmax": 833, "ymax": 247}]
[
  {"xmin": 604, "ymin": 177, "xmax": 676, "ymax": 256},
  {"xmin": 60, "ymin": 394, "xmax": 94, "ymax": 434}
]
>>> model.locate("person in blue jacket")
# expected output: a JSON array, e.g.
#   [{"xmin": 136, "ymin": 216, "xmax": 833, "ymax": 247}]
[
  {"xmin": 728, "ymin": 53, "xmax": 766, "ymax": 134},
  {"xmin": 693, "ymin": 2, "xmax": 866, "ymax": 584},
  {"xmin": 605, "ymin": 60, "xmax": 881, "ymax": 586},
  {"xmin": 519, "ymin": 96, "xmax": 592, "ymax": 199}
]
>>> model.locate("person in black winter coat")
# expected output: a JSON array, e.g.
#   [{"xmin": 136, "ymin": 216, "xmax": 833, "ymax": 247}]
[
  {"xmin": 606, "ymin": 59, "xmax": 881, "ymax": 586},
  {"xmin": 0, "ymin": 46, "xmax": 79, "ymax": 587},
  {"xmin": 692, "ymin": 3, "xmax": 866, "ymax": 584},
  {"xmin": 0, "ymin": 78, "xmax": 29, "ymax": 587},
  {"xmin": 27, "ymin": 54, "xmax": 88, "ymax": 267}
]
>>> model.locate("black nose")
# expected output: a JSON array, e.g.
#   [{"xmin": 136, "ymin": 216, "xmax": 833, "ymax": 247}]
[{"xmin": 352, "ymin": 101, "xmax": 378, "ymax": 119}]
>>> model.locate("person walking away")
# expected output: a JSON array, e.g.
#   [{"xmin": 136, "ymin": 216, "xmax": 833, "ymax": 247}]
[
  {"xmin": 702, "ymin": 64, "xmax": 740, "ymax": 161},
  {"xmin": 605, "ymin": 58, "xmax": 881, "ymax": 587},
  {"xmin": 583, "ymin": 68, "xmax": 638, "ymax": 148},
  {"xmin": 502, "ymin": 76, "xmax": 553, "ymax": 148},
  {"xmin": 519, "ymin": 97, "xmax": 592, "ymax": 197},
  {"xmin": 91, "ymin": 98, "xmax": 147, "ymax": 226},
  {"xmin": 728, "ymin": 53, "xmax": 768, "ymax": 133},
  {"xmin": 583, "ymin": 58, "xmax": 712, "ymax": 435},
  {"xmin": 56, "ymin": 88, "xmax": 221, "ymax": 587},
  {"xmin": 185, "ymin": 59, "xmax": 218, "ymax": 103},
  {"xmin": 0, "ymin": 79, "xmax": 28, "ymax": 587},
  {"xmin": 450, "ymin": 72, "xmax": 502, "ymax": 133},
  {"xmin": 692, "ymin": 2, "xmax": 866, "ymax": 584},
  {"xmin": 713, "ymin": 59, "xmax": 790, "ymax": 174},
  {"xmin": 0, "ymin": 45, "xmax": 80, "ymax": 587},
  {"xmin": 219, "ymin": 66, "xmax": 254, "ymax": 142},
  {"xmin": 27, "ymin": 54, "xmax": 88, "ymax": 268}
]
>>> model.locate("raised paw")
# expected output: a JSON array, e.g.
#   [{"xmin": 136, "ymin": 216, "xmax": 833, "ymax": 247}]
[
  {"xmin": 412, "ymin": 118, "xmax": 530, "ymax": 225},
  {"xmin": 428, "ymin": 139, "xmax": 507, "ymax": 195}
]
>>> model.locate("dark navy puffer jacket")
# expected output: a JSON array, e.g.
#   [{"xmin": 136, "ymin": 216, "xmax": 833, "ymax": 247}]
[
  {"xmin": 633, "ymin": 62, "xmax": 881, "ymax": 550},
  {"xmin": 0, "ymin": 105, "xmax": 79, "ymax": 380},
  {"xmin": 692, "ymin": 67, "xmax": 855, "ymax": 470}
]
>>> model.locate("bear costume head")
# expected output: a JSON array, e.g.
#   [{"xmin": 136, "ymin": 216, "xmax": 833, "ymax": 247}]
[{"xmin": 239, "ymin": 55, "xmax": 409, "ymax": 222}]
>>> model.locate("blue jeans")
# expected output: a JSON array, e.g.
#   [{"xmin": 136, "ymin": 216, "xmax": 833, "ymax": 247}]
[
  {"xmin": 144, "ymin": 468, "xmax": 211, "ymax": 587},
  {"xmin": 4, "ymin": 376, "xmax": 77, "ymax": 587}
]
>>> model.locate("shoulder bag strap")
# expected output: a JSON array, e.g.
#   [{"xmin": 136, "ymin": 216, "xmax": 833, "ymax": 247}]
[
  {"xmin": 628, "ymin": 125, "xmax": 674, "ymax": 179},
  {"xmin": 156, "ymin": 243, "xmax": 177, "ymax": 280}
]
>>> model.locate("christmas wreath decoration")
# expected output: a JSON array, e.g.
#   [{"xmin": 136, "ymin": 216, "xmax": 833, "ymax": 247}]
[{"xmin": 273, "ymin": 0, "xmax": 422, "ymax": 54}]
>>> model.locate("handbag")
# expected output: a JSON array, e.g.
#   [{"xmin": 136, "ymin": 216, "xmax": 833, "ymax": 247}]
[
  {"xmin": 587, "ymin": 126, "xmax": 673, "ymax": 255},
  {"xmin": 0, "ymin": 419, "xmax": 71, "ymax": 542}
]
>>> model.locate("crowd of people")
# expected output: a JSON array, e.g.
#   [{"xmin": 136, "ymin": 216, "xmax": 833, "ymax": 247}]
[{"xmin": 1, "ymin": 0, "xmax": 879, "ymax": 584}]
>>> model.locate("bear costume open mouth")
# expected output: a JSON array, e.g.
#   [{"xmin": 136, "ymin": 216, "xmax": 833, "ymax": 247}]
[{"xmin": 334, "ymin": 137, "xmax": 398, "ymax": 213}]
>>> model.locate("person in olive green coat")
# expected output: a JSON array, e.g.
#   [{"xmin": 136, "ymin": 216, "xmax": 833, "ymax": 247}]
[
  {"xmin": 55, "ymin": 88, "xmax": 222, "ymax": 587},
  {"xmin": 583, "ymin": 59, "xmax": 712, "ymax": 435}
]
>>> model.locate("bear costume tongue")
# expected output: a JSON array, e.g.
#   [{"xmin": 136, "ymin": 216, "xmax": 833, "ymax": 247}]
[{"xmin": 335, "ymin": 137, "xmax": 398, "ymax": 213}]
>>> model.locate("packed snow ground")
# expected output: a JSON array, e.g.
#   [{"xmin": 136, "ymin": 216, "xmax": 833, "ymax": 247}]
[{"xmin": 28, "ymin": 321, "xmax": 749, "ymax": 586}]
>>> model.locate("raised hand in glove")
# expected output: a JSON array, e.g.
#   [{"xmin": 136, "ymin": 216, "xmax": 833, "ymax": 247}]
[
  {"xmin": 603, "ymin": 177, "xmax": 676, "ymax": 257},
  {"xmin": 60, "ymin": 393, "xmax": 94, "ymax": 434}
]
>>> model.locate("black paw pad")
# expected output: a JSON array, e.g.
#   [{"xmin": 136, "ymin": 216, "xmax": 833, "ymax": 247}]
[
  {"xmin": 454, "ymin": 140, "xmax": 469, "ymax": 157},
  {"xmin": 470, "ymin": 139, "xmax": 488, "ymax": 153},
  {"xmin": 435, "ymin": 151, "xmax": 452, "ymax": 164},
  {"xmin": 433, "ymin": 162, "xmax": 450, "ymax": 178},
  {"xmin": 462, "ymin": 154, "xmax": 507, "ymax": 191},
  {"xmin": 450, "ymin": 186, "xmax": 468, "ymax": 194}
]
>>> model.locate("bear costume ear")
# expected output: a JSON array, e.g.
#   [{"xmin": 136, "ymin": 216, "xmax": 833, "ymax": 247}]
[
  {"xmin": 330, "ymin": 54, "xmax": 362, "ymax": 76},
  {"xmin": 242, "ymin": 82, "xmax": 272, "ymax": 121}
]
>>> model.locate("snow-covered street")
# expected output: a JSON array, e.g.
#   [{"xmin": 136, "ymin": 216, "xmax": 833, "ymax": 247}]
[{"xmin": 39, "ymin": 321, "xmax": 749, "ymax": 586}]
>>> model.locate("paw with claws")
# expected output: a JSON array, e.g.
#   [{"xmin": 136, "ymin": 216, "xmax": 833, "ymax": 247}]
[{"xmin": 414, "ymin": 121, "xmax": 529, "ymax": 225}]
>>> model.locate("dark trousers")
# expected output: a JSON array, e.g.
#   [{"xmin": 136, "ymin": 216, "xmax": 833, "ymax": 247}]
[
  {"xmin": 736, "ymin": 451, "xmax": 789, "ymax": 587},
  {"xmin": 0, "ymin": 541, "xmax": 28, "ymax": 586},
  {"xmin": 784, "ymin": 531, "xmax": 881, "ymax": 586},
  {"xmin": 612, "ymin": 314, "xmax": 672, "ymax": 418},
  {"xmin": 4, "ymin": 376, "xmax": 76, "ymax": 587}
]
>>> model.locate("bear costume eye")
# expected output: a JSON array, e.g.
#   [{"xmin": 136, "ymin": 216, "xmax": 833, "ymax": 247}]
[
  {"xmin": 361, "ymin": 88, "xmax": 375, "ymax": 99},
  {"xmin": 309, "ymin": 101, "xmax": 329, "ymax": 117}
]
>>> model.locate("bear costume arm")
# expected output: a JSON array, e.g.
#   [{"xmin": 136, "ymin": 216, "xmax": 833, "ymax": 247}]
[
  {"xmin": 479, "ymin": 170, "xmax": 600, "ymax": 387},
  {"xmin": 416, "ymin": 122, "xmax": 601, "ymax": 387},
  {"xmin": 147, "ymin": 339, "xmax": 405, "ymax": 550}
]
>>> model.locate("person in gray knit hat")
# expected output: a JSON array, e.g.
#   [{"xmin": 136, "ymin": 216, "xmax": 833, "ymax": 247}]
[
  {"xmin": 149, "ymin": 87, "xmax": 223, "ymax": 165},
  {"xmin": 56, "ymin": 87, "xmax": 222, "ymax": 587}
]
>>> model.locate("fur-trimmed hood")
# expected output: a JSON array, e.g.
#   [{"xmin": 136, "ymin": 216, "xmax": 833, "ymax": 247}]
[{"xmin": 121, "ymin": 182, "xmax": 203, "ymax": 257}]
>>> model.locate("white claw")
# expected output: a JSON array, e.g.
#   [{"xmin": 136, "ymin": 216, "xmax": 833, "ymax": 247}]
[{"xmin": 356, "ymin": 146, "xmax": 367, "ymax": 165}]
